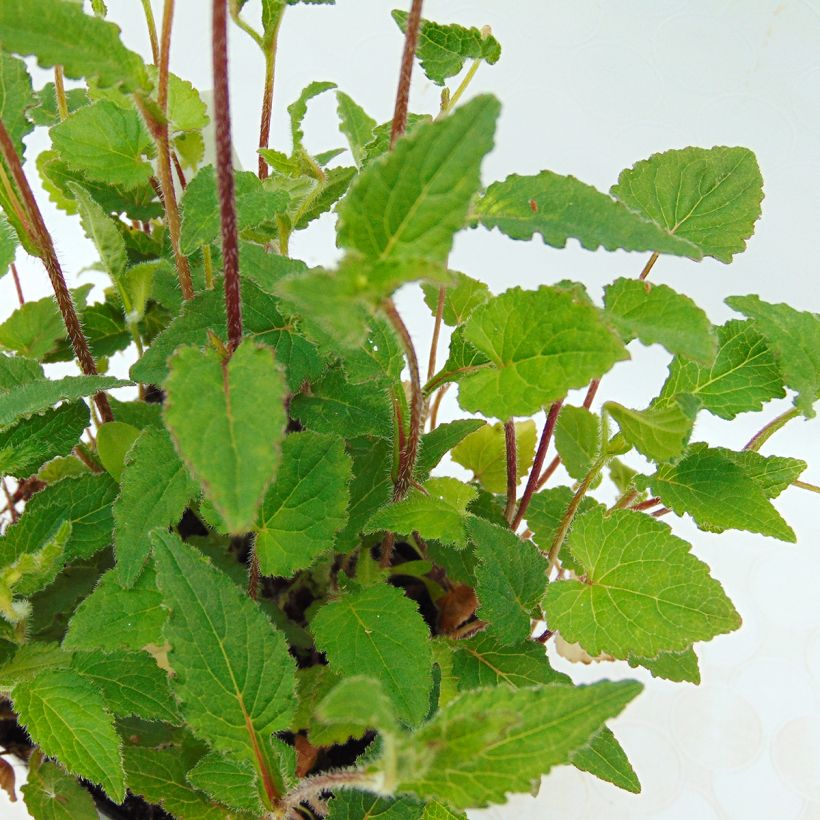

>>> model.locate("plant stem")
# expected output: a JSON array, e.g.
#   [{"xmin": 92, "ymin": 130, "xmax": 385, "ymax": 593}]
[
  {"xmin": 0, "ymin": 119, "xmax": 112, "ymax": 423},
  {"xmin": 547, "ymin": 451, "xmax": 608, "ymax": 571},
  {"xmin": 583, "ymin": 379, "xmax": 600, "ymax": 409},
  {"xmin": 140, "ymin": 0, "xmax": 161, "ymax": 64},
  {"xmin": 53, "ymin": 66, "xmax": 69, "ymax": 121},
  {"xmin": 390, "ymin": 0, "xmax": 424, "ymax": 148},
  {"xmin": 248, "ymin": 551, "xmax": 260, "ymax": 600},
  {"xmin": 611, "ymin": 488, "xmax": 638, "ymax": 510},
  {"xmin": 213, "ymin": 0, "xmax": 242, "ymax": 351},
  {"xmin": 9, "ymin": 263, "xmax": 23, "ymax": 306},
  {"xmin": 503, "ymin": 419, "xmax": 517, "ymax": 523},
  {"xmin": 535, "ymin": 454, "xmax": 561, "ymax": 491},
  {"xmin": 793, "ymin": 479, "xmax": 820, "ymax": 494},
  {"xmin": 638, "ymin": 252, "xmax": 659, "ymax": 281},
  {"xmin": 257, "ymin": 13, "xmax": 284, "ymax": 179},
  {"xmin": 442, "ymin": 58, "xmax": 481, "ymax": 115},
  {"xmin": 632, "ymin": 495, "xmax": 661, "ymax": 511},
  {"xmin": 428, "ymin": 382, "xmax": 449, "ymax": 431},
  {"xmin": 513, "ymin": 400, "xmax": 562, "ymax": 529},
  {"xmin": 426, "ymin": 286, "xmax": 445, "ymax": 383},
  {"xmin": 279, "ymin": 770, "xmax": 378, "ymax": 816},
  {"xmin": 743, "ymin": 406, "xmax": 800, "ymax": 452}
]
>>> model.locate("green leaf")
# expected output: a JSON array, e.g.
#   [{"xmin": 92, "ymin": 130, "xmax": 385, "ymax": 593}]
[
  {"xmin": 64, "ymin": 565, "xmax": 166, "ymax": 652},
  {"xmin": 475, "ymin": 171, "xmax": 701, "ymax": 257},
  {"xmin": 447, "ymin": 633, "xmax": 567, "ymax": 690},
  {"xmin": 337, "ymin": 94, "xmax": 499, "ymax": 264},
  {"xmin": 186, "ymin": 751, "xmax": 263, "ymax": 814},
  {"xmin": 21, "ymin": 752, "xmax": 98, "ymax": 820},
  {"xmin": 0, "ymin": 213, "xmax": 17, "ymax": 278},
  {"xmin": 179, "ymin": 166, "xmax": 289, "ymax": 255},
  {"xmin": 0, "ymin": 400, "xmax": 89, "ymax": 478},
  {"xmin": 0, "ymin": 353, "xmax": 43, "ymax": 388},
  {"xmin": 572, "ymin": 727, "xmax": 641, "ymax": 794},
  {"xmin": 311, "ymin": 582, "xmax": 433, "ymax": 726},
  {"xmin": 291, "ymin": 366, "xmax": 393, "ymax": 439},
  {"xmin": 605, "ymin": 396, "xmax": 697, "ymax": 462},
  {"xmin": 611, "ymin": 146, "xmax": 763, "ymax": 262},
  {"xmin": 327, "ymin": 793, "xmax": 425, "ymax": 820},
  {"xmin": 123, "ymin": 746, "xmax": 225, "ymax": 820},
  {"xmin": 151, "ymin": 530, "xmax": 297, "ymax": 761},
  {"xmin": 726, "ymin": 294, "xmax": 820, "ymax": 417},
  {"xmin": 0, "ymin": 643, "xmax": 70, "ymax": 689},
  {"xmin": 164, "ymin": 341, "xmax": 287, "ymax": 534},
  {"xmin": 416, "ymin": 418, "xmax": 485, "ymax": 479},
  {"xmin": 713, "ymin": 447, "xmax": 806, "ymax": 498},
  {"xmin": 288, "ymin": 80, "xmax": 336, "ymax": 152},
  {"xmin": 96, "ymin": 420, "xmax": 140, "ymax": 480},
  {"xmin": 543, "ymin": 508, "xmax": 741, "ymax": 658},
  {"xmin": 392, "ymin": 10, "xmax": 501, "ymax": 86},
  {"xmin": 451, "ymin": 420, "xmax": 536, "ymax": 493},
  {"xmin": 254, "ymin": 431, "xmax": 351, "ymax": 578},
  {"xmin": 554, "ymin": 406, "xmax": 601, "ymax": 480},
  {"xmin": 394, "ymin": 680, "xmax": 641, "ymax": 808},
  {"xmin": 603, "ymin": 278, "xmax": 716, "ymax": 363},
  {"xmin": 0, "ymin": 0, "xmax": 148, "ymax": 92},
  {"xmin": 146, "ymin": 67, "xmax": 208, "ymax": 133},
  {"xmin": 67, "ymin": 182, "xmax": 127, "ymax": 279},
  {"xmin": 316, "ymin": 675, "xmax": 399, "ymax": 735},
  {"xmin": 293, "ymin": 665, "xmax": 368, "ymax": 747},
  {"xmin": 71, "ymin": 649, "xmax": 179, "ymax": 723},
  {"xmin": 628, "ymin": 647, "xmax": 701, "ymax": 684},
  {"xmin": 0, "ymin": 53, "xmax": 35, "ymax": 157},
  {"xmin": 131, "ymin": 276, "xmax": 321, "ymax": 391},
  {"xmin": 51, "ymin": 100, "xmax": 153, "ymax": 190},
  {"xmin": 470, "ymin": 516, "xmax": 547, "ymax": 644},
  {"xmin": 366, "ymin": 481, "xmax": 473, "ymax": 549},
  {"xmin": 113, "ymin": 427, "xmax": 199, "ymax": 586},
  {"xmin": 13, "ymin": 667, "xmax": 125, "ymax": 801},
  {"xmin": 455, "ymin": 286, "xmax": 628, "ymax": 419},
  {"xmin": 421, "ymin": 272, "xmax": 490, "ymax": 327},
  {"xmin": 336, "ymin": 90, "xmax": 376, "ymax": 167},
  {"xmin": 636, "ymin": 444, "xmax": 796, "ymax": 541},
  {"xmin": 0, "ymin": 294, "xmax": 68, "ymax": 360},
  {"xmin": 30, "ymin": 82, "xmax": 89, "ymax": 127},
  {"xmin": 656, "ymin": 319, "xmax": 785, "ymax": 420},
  {"xmin": 0, "ymin": 473, "xmax": 117, "ymax": 565}
]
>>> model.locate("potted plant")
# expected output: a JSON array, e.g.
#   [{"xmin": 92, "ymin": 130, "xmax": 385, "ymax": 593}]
[{"xmin": 0, "ymin": 1, "xmax": 816, "ymax": 818}]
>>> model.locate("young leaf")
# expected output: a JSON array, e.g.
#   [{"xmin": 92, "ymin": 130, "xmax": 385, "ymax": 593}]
[
  {"xmin": 421, "ymin": 272, "xmax": 491, "ymax": 327},
  {"xmin": 451, "ymin": 420, "xmax": 536, "ymax": 493},
  {"xmin": 337, "ymin": 94, "xmax": 500, "ymax": 264},
  {"xmin": 394, "ymin": 680, "xmax": 642, "ymax": 808},
  {"xmin": 603, "ymin": 278, "xmax": 716, "ymax": 364},
  {"xmin": 21, "ymin": 752, "xmax": 98, "ymax": 820},
  {"xmin": 151, "ymin": 530, "xmax": 297, "ymax": 760},
  {"xmin": 0, "ymin": 400, "xmax": 89, "ymax": 478},
  {"xmin": 336, "ymin": 90, "xmax": 376, "ymax": 167},
  {"xmin": 469, "ymin": 516, "xmax": 547, "ymax": 644},
  {"xmin": 656, "ymin": 319, "xmax": 785, "ymax": 420},
  {"xmin": 415, "ymin": 418, "xmax": 485, "ymax": 478},
  {"xmin": 0, "ymin": 374, "xmax": 127, "ymax": 429},
  {"xmin": 311, "ymin": 582, "xmax": 433, "ymax": 726},
  {"xmin": 327, "ymin": 793, "xmax": 426, "ymax": 820},
  {"xmin": 554, "ymin": 406, "xmax": 601, "ymax": 480},
  {"xmin": 605, "ymin": 396, "xmax": 697, "ymax": 462},
  {"xmin": 712, "ymin": 447, "xmax": 806, "ymax": 498},
  {"xmin": 0, "ymin": 294, "xmax": 72, "ymax": 360},
  {"xmin": 12, "ymin": 667, "xmax": 125, "ymax": 801},
  {"xmin": 64, "ymin": 566, "xmax": 166, "ymax": 652},
  {"xmin": 543, "ymin": 508, "xmax": 741, "ymax": 658},
  {"xmin": 71, "ymin": 650, "xmax": 179, "ymax": 723},
  {"xmin": 288, "ymin": 80, "xmax": 336, "ymax": 153},
  {"xmin": 726, "ymin": 295, "xmax": 820, "ymax": 417},
  {"xmin": 637, "ymin": 445, "xmax": 796, "ymax": 541},
  {"xmin": 96, "ymin": 420, "xmax": 140, "ymax": 481},
  {"xmin": 391, "ymin": 10, "xmax": 501, "ymax": 86},
  {"xmin": 572, "ymin": 727, "xmax": 641, "ymax": 794},
  {"xmin": 0, "ymin": 0, "xmax": 148, "ymax": 92},
  {"xmin": 455, "ymin": 286, "xmax": 628, "ymax": 419},
  {"xmin": 186, "ymin": 751, "xmax": 263, "ymax": 814},
  {"xmin": 67, "ymin": 182, "xmax": 127, "ymax": 280},
  {"xmin": 50, "ymin": 101, "xmax": 153, "ymax": 190},
  {"xmin": 628, "ymin": 647, "xmax": 701, "ymax": 684},
  {"xmin": 163, "ymin": 341, "xmax": 287, "ymax": 534},
  {"xmin": 611, "ymin": 146, "xmax": 763, "ymax": 262},
  {"xmin": 0, "ymin": 53, "xmax": 35, "ymax": 157},
  {"xmin": 254, "ymin": 431, "xmax": 352, "ymax": 578},
  {"xmin": 315, "ymin": 675, "xmax": 399, "ymax": 735},
  {"xmin": 475, "ymin": 171, "xmax": 701, "ymax": 257},
  {"xmin": 113, "ymin": 428, "xmax": 198, "ymax": 586}
]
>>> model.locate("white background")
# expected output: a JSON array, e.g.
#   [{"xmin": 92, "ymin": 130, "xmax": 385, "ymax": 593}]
[{"xmin": 1, "ymin": 2, "xmax": 820, "ymax": 819}]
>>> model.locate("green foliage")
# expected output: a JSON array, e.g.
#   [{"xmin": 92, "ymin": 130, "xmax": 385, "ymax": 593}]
[{"xmin": 0, "ymin": 5, "xmax": 813, "ymax": 817}]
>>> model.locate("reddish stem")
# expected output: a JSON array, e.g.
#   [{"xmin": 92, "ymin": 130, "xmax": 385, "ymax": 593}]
[
  {"xmin": 426, "ymin": 285, "xmax": 445, "ymax": 383},
  {"xmin": 638, "ymin": 252, "xmax": 659, "ymax": 281},
  {"xmin": 513, "ymin": 400, "xmax": 562, "ymax": 529},
  {"xmin": 632, "ymin": 496, "xmax": 661, "ymax": 512},
  {"xmin": 212, "ymin": 0, "xmax": 242, "ymax": 351},
  {"xmin": 9, "ymin": 262, "xmax": 24, "ymax": 306},
  {"xmin": 583, "ymin": 379, "xmax": 600, "ymax": 409},
  {"xmin": 503, "ymin": 420, "xmax": 517, "ymax": 523},
  {"xmin": 390, "ymin": 0, "xmax": 424, "ymax": 148},
  {"xmin": 257, "ymin": 21, "xmax": 282, "ymax": 179}
]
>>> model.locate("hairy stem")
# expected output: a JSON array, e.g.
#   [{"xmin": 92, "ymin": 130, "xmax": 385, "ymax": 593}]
[
  {"xmin": 140, "ymin": 0, "xmax": 161, "ymax": 64},
  {"xmin": 638, "ymin": 252, "xmax": 659, "ymax": 281},
  {"xmin": 390, "ymin": 0, "xmax": 424, "ymax": 148},
  {"xmin": 279, "ymin": 770, "xmax": 377, "ymax": 816},
  {"xmin": 0, "ymin": 119, "xmax": 112, "ymax": 422},
  {"xmin": 503, "ymin": 420, "xmax": 518, "ymax": 522},
  {"xmin": 513, "ymin": 400, "xmax": 562, "ymax": 529},
  {"xmin": 743, "ymin": 406, "xmax": 800, "ymax": 452},
  {"xmin": 9, "ymin": 262, "xmax": 23, "ymax": 306},
  {"xmin": 213, "ymin": 0, "xmax": 242, "ymax": 350},
  {"xmin": 631, "ymin": 495, "xmax": 661, "ymax": 511},
  {"xmin": 257, "ymin": 14, "xmax": 284, "ymax": 179},
  {"xmin": 426, "ymin": 286, "xmax": 445, "ymax": 383},
  {"xmin": 53, "ymin": 66, "xmax": 69, "ymax": 121}
]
